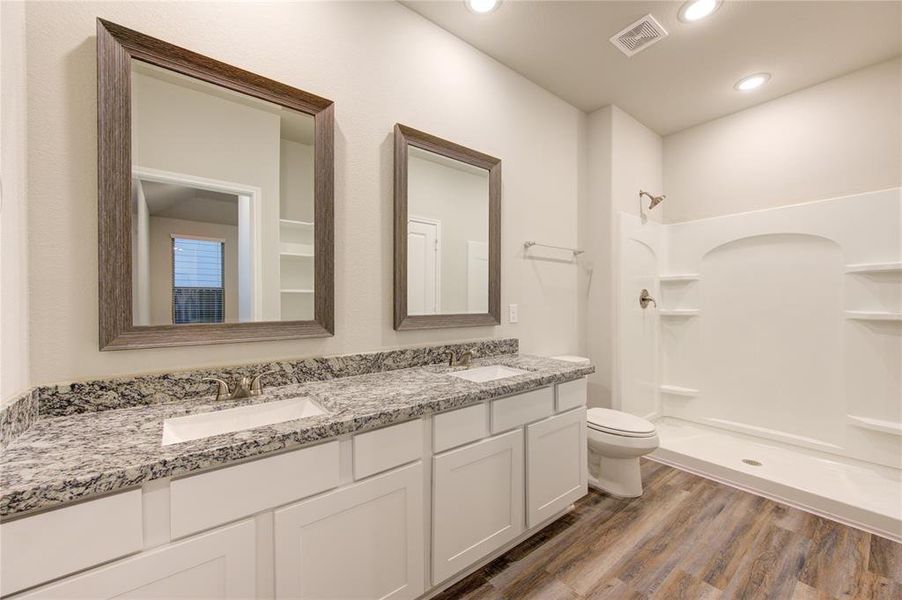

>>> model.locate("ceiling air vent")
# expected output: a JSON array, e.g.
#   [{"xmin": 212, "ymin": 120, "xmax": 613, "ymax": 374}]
[{"xmin": 610, "ymin": 14, "xmax": 668, "ymax": 57}]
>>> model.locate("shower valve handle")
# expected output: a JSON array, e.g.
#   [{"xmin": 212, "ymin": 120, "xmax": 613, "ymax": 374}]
[{"xmin": 639, "ymin": 289, "xmax": 657, "ymax": 309}]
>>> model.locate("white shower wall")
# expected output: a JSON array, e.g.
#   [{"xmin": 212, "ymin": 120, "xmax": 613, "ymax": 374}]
[
  {"xmin": 618, "ymin": 188, "xmax": 902, "ymax": 470},
  {"xmin": 615, "ymin": 215, "xmax": 663, "ymax": 421}
]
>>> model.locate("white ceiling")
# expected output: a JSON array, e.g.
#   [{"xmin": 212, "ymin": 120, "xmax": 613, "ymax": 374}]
[
  {"xmin": 402, "ymin": 1, "xmax": 902, "ymax": 135},
  {"xmin": 141, "ymin": 181, "xmax": 239, "ymax": 226}
]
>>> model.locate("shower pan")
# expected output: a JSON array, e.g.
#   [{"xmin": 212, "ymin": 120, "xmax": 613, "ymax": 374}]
[{"xmin": 615, "ymin": 187, "xmax": 902, "ymax": 542}]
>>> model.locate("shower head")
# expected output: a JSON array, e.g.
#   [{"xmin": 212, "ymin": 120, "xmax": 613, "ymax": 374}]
[{"xmin": 640, "ymin": 190, "xmax": 665, "ymax": 210}]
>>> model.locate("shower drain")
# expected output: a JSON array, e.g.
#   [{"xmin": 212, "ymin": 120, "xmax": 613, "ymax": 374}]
[{"xmin": 742, "ymin": 459, "xmax": 763, "ymax": 466}]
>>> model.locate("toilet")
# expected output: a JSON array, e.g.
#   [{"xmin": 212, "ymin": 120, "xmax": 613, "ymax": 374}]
[
  {"xmin": 552, "ymin": 355, "xmax": 660, "ymax": 498},
  {"xmin": 586, "ymin": 408, "xmax": 659, "ymax": 497}
]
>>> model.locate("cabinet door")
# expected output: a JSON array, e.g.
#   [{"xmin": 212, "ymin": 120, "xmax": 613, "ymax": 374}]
[
  {"xmin": 274, "ymin": 462, "xmax": 424, "ymax": 600},
  {"xmin": 432, "ymin": 429, "xmax": 524, "ymax": 585},
  {"xmin": 13, "ymin": 520, "xmax": 255, "ymax": 599},
  {"xmin": 526, "ymin": 408, "xmax": 587, "ymax": 528}
]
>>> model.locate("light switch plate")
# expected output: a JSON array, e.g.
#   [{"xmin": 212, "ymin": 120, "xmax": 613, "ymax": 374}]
[{"xmin": 508, "ymin": 304, "xmax": 518, "ymax": 323}]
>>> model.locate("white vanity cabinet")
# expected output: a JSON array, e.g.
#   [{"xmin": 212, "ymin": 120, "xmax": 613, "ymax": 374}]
[
  {"xmin": 430, "ymin": 379, "xmax": 587, "ymax": 586},
  {"xmin": 12, "ymin": 520, "xmax": 256, "ymax": 599},
  {"xmin": 0, "ymin": 489, "xmax": 143, "ymax": 596},
  {"xmin": 274, "ymin": 462, "xmax": 425, "ymax": 599},
  {"xmin": 432, "ymin": 429, "xmax": 525, "ymax": 584},
  {"xmin": 3, "ymin": 376, "xmax": 589, "ymax": 600},
  {"xmin": 526, "ymin": 408, "xmax": 588, "ymax": 527}
]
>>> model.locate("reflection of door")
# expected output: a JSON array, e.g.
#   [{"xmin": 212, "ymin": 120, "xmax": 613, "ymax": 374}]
[
  {"xmin": 407, "ymin": 217, "xmax": 441, "ymax": 315},
  {"xmin": 467, "ymin": 241, "xmax": 488, "ymax": 313},
  {"xmin": 133, "ymin": 167, "xmax": 263, "ymax": 323}
]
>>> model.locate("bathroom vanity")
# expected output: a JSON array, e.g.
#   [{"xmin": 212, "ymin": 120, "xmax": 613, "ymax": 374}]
[
  {"xmin": 0, "ymin": 354, "xmax": 591, "ymax": 599},
  {"xmin": 0, "ymin": 22, "xmax": 595, "ymax": 598}
]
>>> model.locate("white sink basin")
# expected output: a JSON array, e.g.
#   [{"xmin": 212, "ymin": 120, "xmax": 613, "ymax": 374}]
[
  {"xmin": 162, "ymin": 398, "xmax": 326, "ymax": 446},
  {"xmin": 448, "ymin": 365, "xmax": 530, "ymax": 383}
]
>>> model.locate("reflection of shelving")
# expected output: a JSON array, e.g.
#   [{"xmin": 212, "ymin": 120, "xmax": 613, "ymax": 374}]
[
  {"xmin": 847, "ymin": 415, "xmax": 902, "ymax": 436},
  {"xmin": 280, "ymin": 243, "xmax": 314, "ymax": 257},
  {"xmin": 279, "ymin": 220, "xmax": 314, "ymax": 320},
  {"xmin": 279, "ymin": 219, "xmax": 314, "ymax": 229},
  {"xmin": 659, "ymin": 274, "xmax": 700, "ymax": 283},
  {"xmin": 844, "ymin": 311, "xmax": 902, "ymax": 322},
  {"xmin": 279, "ymin": 219, "xmax": 315, "ymax": 257},
  {"xmin": 659, "ymin": 309, "xmax": 700, "ymax": 317},
  {"xmin": 659, "ymin": 385, "xmax": 699, "ymax": 397},
  {"xmin": 845, "ymin": 262, "xmax": 902, "ymax": 274}
]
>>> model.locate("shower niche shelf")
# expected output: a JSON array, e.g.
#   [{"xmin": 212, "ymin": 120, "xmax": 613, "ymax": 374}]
[
  {"xmin": 659, "ymin": 385, "xmax": 699, "ymax": 397},
  {"xmin": 659, "ymin": 274, "xmax": 700, "ymax": 283},
  {"xmin": 847, "ymin": 415, "xmax": 902, "ymax": 436},
  {"xmin": 844, "ymin": 262, "xmax": 902, "ymax": 274},
  {"xmin": 843, "ymin": 311, "xmax": 902, "ymax": 322},
  {"xmin": 659, "ymin": 309, "xmax": 700, "ymax": 317}
]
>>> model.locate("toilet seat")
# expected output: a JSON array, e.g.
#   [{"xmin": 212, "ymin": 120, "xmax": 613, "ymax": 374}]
[{"xmin": 587, "ymin": 408, "xmax": 656, "ymax": 438}]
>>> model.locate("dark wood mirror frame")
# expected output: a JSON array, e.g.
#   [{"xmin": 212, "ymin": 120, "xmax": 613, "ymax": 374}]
[
  {"xmin": 393, "ymin": 124, "xmax": 501, "ymax": 331},
  {"xmin": 97, "ymin": 19, "xmax": 334, "ymax": 350}
]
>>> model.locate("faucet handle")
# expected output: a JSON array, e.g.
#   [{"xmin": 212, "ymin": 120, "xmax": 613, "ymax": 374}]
[
  {"xmin": 203, "ymin": 377, "xmax": 231, "ymax": 401},
  {"xmin": 249, "ymin": 371, "xmax": 275, "ymax": 395}
]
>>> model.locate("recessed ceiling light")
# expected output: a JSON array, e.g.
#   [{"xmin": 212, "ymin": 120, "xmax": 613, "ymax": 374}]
[
  {"xmin": 466, "ymin": 0, "xmax": 501, "ymax": 14},
  {"xmin": 679, "ymin": 0, "xmax": 721, "ymax": 23},
  {"xmin": 734, "ymin": 73, "xmax": 771, "ymax": 91}
]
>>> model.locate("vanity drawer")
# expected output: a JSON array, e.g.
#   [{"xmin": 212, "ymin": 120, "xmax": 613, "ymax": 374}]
[
  {"xmin": 354, "ymin": 420, "xmax": 423, "ymax": 480},
  {"xmin": 556, "ymin": 378, "xmax": 587, "ymax": 412},
  {"xmin": 170, "ymin": 441, "xmax": 339, "ymax": 539},
  {"xmin": 434, "ymin": 403, "xmax": 488, "ymax": 453},
  {"xmin": 491, "ymin": 387, "xmax": 554, "ymax": 434},
  {"xmin": 0, "ymin": 489, "xmax": 143, "ymax": 596}
]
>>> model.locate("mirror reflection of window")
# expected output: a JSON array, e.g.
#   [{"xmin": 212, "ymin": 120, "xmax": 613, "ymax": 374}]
[
  {"xmin": 407, "ymin": 147, "xmax": 490, "ymax": 315},
  {"xmin": 129, "ymin": 61, "xmax": 315, "ymax": 325},
  {"xmin": 133, "ymin": 180, "xmax": 240, "ymax": 326},
  {"xmin": 172, "ymin": 237, "xmax": 225, "ymax": 324}
]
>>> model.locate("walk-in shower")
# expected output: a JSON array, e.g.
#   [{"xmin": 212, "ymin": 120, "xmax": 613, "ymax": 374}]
[{"xmin": 616, "ymin": 187, "xmax": 902, "ymax": 542}]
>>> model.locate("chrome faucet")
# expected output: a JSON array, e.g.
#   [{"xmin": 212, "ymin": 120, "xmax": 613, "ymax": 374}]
[
  {"xmin": 203, "ymin": 372, "xmax": 272, "ymax": 401},
  {"xmin": 448, "ymin": 351, "xmax": 474, "ymax": 368},
  {"xmin": 639, "ymin": 289, "xmax": 657, "ymax": 309}
]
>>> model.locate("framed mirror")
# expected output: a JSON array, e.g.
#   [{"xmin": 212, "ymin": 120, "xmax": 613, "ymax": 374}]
[
  {"xmin": 393, "ymin": 124, "xmax": 501, "ymax": 330},
  {"xmin": 97, "ymin": 19, "xmax": 334, "ymax": 350}
]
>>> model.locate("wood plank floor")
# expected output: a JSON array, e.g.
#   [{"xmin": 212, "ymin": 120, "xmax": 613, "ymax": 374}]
[{"xmin": 433, "ymin": 460, "xmax": 902, "ymax": 600}]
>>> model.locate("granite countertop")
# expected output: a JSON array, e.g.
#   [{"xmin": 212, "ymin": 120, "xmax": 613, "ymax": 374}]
[{"xmin": 0, "ymin": 354, "xmax": 593, "ymax": 518}]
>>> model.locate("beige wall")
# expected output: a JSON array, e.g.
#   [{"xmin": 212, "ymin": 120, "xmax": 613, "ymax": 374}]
[
  {"xmin": 25, "ymin": 1, "xmax": 585, "ymax": 384},
  {"xmin": 408, "ymin": 152, "xmax": 489, "ymax": 314},
  {"xmin": 611, "ymin": 107, "xmax": 664, "ymax": 223},
  {"xmin": 583, "ymin": 107, "xmax": 613, "ymax": 409},
  {"xmin": 663, "ymin": 57, "xmax": 902, "ymax": 223},
  {"xmin": 1, "ymin": 1, "xmax": 29, "ymax": 403},
  {"xmin": 582, "ymin": 106, "xmax": 663, "ymax": 408},
  {"xmin": 148, "ymin": 217, "xmax": 239, "ymax": 326}
]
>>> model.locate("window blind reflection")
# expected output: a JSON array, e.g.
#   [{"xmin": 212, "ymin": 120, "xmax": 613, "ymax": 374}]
[{"xmin": 172, "ymin": 237, "xmax": 224, "ymax": 323}]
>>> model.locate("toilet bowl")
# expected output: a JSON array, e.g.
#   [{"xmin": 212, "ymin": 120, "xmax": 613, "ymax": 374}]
[
  {"xmin": 586, "ymin": 408, "xmax": 659, "ymax": 498},
  {"xmin": 550, "ymin": 356, "xmax": 658, "ymax": 498}
]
